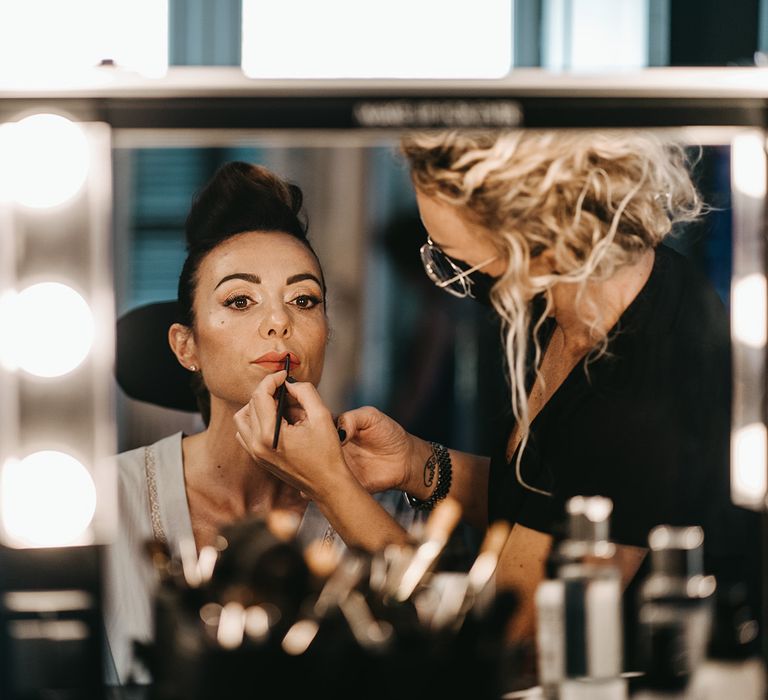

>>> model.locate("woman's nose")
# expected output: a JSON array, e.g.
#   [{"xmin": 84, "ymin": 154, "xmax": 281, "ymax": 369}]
[{"xmin": 258, "ymin": 302, "xmax": 291, "ymax": 338}]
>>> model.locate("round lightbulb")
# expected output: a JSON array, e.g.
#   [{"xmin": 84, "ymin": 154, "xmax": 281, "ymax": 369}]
[
  {"xmin": 0, "ymin": 290, "xmax": 18, "ymax": 371},
  {"xmin": 1, "ymin": 451, "xmax": 97, "ymax": 547},
  {"xmin": 732, "ymin": 422, "xmax": 768, "ymax": 498},
  {"xmin": 0, "ymin": 123, "xmax": 16, "ymax": 204},
  {"xmin": 0, "ymin": 114, "xmax": 90, "ymax": 208},
  {"xmin": 9, "ymin": 283, "xmax": 94, "ymax": 377}
]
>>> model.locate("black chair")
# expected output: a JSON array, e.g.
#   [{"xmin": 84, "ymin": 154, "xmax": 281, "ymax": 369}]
[{"xmin": 115, "ymin": 301, "xmax": 198, "ymax": 413}]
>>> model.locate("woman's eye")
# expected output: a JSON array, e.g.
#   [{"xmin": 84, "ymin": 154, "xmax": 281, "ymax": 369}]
[
  {"xmin": 291, "ymin": 294, "xmax": 322, "ymax": 310},
  {"xmin": 224, "ymin": 295, "xmax": 252, "ymax": 310}
]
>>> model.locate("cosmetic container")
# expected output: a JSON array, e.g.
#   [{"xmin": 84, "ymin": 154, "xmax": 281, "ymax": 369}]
[
  {"xmin": 686, "ymin": 581, "xmax": 766, "ymax": 700},
  {"xmin": 633, "ymin": 526, "xmax": 716, "ymax": 700},
  {"xmin": 535, "ymin": 496, "xmax": 626, "ymax": 700}
]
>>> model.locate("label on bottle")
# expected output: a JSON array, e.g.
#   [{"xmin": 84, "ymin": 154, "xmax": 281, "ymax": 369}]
[
  {"xmin": 586, "ymin": 577, "xmax": 623, "ymax": 678},
  {"xmin": 536, "ymin": 580, "xmax": 565, "ymax": 687}
]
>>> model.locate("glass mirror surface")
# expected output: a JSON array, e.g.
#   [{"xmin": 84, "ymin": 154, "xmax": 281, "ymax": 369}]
[{"xmin": 112, "ymin": 130, "xmax": 734, "ymax": 460}]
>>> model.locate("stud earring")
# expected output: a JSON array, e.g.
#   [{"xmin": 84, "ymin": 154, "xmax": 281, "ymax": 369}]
[{"xmin": 189, "ymin": 364, "xmax": 197, "ymax": 372}]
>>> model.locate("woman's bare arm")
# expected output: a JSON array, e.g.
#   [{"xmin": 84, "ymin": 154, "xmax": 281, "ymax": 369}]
[{"xmin": 339, "ymin": 406, "xmax": 491, "ymax": 531}]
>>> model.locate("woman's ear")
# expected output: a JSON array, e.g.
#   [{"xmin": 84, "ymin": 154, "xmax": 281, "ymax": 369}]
[{"xmin": 168, "ymin": 323, "xmax": 198, "ymax": 372}]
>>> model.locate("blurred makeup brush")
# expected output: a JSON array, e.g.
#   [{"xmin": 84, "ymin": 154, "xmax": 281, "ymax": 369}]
[
  {"xmin": 393, "ymin": 498, "xmax": 462, "ymax": 603},
  {"xmin": 266, "ymin": 509, "xmax": 302, "ymax": 542},
  {"xmin": 282, "ymin": 550, "xmax": 367, "ymax": 655},
  {"xmin": 429, "ymin": 520, "xmax": 511, "ymax": 630}
]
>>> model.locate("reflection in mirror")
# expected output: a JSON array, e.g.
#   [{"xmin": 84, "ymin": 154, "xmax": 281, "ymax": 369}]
[
  {"xmin": 109, "ymin": 129, "xmax": 763, "ymax": 689},
  {"xmin": 113, "ymin": 142, "xmax": 510, "ymax": 456},
  {"xmin": 113, "ymin": 132, "xmax": 735, "ymax": 458}
]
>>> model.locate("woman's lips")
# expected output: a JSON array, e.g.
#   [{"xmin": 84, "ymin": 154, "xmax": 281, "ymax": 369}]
[{"xmin": 252, "ymin": 351, "xmax": 300, "ymax": 369}]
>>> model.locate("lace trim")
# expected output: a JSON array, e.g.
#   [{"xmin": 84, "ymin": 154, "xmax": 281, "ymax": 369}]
[
  {"xmin": 321, "ymin": 525, "xmax": 336, "ymax": 548},
  {"xmin": 144, "ymin": 445, "xmax": 168, "ymax": 545}
]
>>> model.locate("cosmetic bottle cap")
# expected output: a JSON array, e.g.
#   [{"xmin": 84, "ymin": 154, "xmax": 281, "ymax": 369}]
[
  {"xmin": 648, "ymin": 525, "xmax": 704, "ymax": 579},
  {"xmin": 566, "ymin": 496, "xmax": 613, "ymax": 543}
]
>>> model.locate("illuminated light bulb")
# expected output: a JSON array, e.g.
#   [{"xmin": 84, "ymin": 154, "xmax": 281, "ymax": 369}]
[
  {"xmin": 0, "ymin": 114, "xmax": 90, "ymax": 209},
  {"xmin": 732, "ymin": 274, "xmax": 767, "ymax": 349},
  {"xmin": 1, "ymin": 451, "xmax": 97, "ymax": 547},
  {"xmin": 0, "ymin": 123, "xmax": 16, "ymax": 204},
  {"xmin": 731, "ymin": 423, "xmax": 768, "ymax": 503},
  {"xmin": 0, "ymin": 0, "xmax": 168, "ymax": 84},
  {"xmin": 732, "ymin": 131, "xmax": 767, "ymax": 200},
  {"xmin": 6, "ymin": 283, "xmax": 94, "ymax": 378},
  {"xmin": 0, "ymin": 289, "xmax": 19, "ymax": 371},
  {"xmin": 242, "ymin": 0, "xmax": 511, "ymax": 79}
]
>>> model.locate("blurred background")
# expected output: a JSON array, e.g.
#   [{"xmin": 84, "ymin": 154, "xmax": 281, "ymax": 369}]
[{"xmin": 104, "ymin": 0, "xmax": 758, "ymax": 461}]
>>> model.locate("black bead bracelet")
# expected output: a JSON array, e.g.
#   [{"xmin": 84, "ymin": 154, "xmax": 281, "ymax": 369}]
[{"xmin": 406, "ymin": 442, "xmax": 452, "ymax": 512}]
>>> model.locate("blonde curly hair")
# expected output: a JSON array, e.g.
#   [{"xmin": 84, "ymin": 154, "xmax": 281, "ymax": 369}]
[{"xmin": 402, "ymin": 130, "xmax": 703, "ymax": 482}]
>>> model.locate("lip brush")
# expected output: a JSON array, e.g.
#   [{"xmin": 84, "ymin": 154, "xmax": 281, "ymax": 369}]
[{"xmin": 272, "ymin": 355, "xmax": 291, "ymax": 449}]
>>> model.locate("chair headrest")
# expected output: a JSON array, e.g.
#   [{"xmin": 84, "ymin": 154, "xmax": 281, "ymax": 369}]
[{"xmin": 115, "ymin": 300, "xmax": 198, "ymax": 412}]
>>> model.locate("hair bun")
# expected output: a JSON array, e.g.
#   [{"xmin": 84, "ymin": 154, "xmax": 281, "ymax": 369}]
[
  {"xmin": 285, "ymin": 182, "xmax": 304, "ymax": 218},
  {"xmin": 184, "ymin": 161, "xmax": 308, "ymax": 249}
]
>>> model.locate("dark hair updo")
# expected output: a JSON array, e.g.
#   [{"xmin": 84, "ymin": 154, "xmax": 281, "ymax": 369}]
[
  {"xmin": 176, "ymin": 161, "xmax": 325, "ymax": 423},
  {"xmin": 177, "ymin": 161, "xmax": 325, "ymax": 328}
]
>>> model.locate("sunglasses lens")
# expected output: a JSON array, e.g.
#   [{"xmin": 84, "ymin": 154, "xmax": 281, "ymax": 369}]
[{"xmin": 420, "ymin": 244, "xmax": 471, "ymax": 297}]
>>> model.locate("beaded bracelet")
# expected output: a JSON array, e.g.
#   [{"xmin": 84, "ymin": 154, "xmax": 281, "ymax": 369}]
[{"xmin": 406, "ymin": 442, "xmax": 453, "ymax": 512}]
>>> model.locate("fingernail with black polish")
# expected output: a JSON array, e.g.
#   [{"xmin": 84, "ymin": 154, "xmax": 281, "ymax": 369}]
[
  {"xmin": 337, "ymin": 427, "xmax": 347, "ymax": 442},
  {"xmin": 286, "ymin": 376, "xmax": 297, "ymax": 383}
]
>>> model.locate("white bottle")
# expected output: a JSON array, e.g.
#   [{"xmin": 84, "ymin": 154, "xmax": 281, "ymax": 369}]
[
  {"xmin": 535, "ymin": 496, "xmax": 627, "ymax": 700},
  {"xmin": 536, "ymin": 579, "xmax": 565, "ymax": 699}
]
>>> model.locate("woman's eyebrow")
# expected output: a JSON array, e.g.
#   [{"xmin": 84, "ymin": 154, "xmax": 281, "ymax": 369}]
[
  {"xmin": 286, "ymin": 273, "xmax": 322, "ymax": 287},
  {"xmin": 214, "ymin": 273, "xmax": 260, "ymax": 290}
]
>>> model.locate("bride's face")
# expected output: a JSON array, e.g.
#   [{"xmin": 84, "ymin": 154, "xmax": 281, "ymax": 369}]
[{"xmin": 175, "ymin": 231, "xmax": 328, "ymax": 408}]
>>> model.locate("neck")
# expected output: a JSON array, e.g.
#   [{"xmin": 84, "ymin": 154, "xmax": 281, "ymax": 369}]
[
  {"xmin": 549, "ymin": 248, "xmax": 655, "ymax": 353},
  {"xmin": 183, "ymin": 400, "xmax": 302, "ymax": 517}
]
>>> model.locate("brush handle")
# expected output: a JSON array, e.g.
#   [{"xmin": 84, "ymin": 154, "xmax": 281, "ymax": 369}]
[{"xmin": 271, "ymin": 357, "xmax": 291, "ymax": 449}]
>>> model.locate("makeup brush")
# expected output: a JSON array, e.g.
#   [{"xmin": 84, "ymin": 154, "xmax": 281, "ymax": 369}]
[
  {"xmin": 393, "ymin": 497, "xmax": 462, "ymax": 603},
  {"xmin": 466, "ymin": 520, "xmax": 511, "ymax": 599},
  {"xmin": 282, "ymin": 551, "xmax": 367, "ymax": 655},
  {"xmin": 266, "ymin": 509, "xmax": 302, "ymax": 542},
  {"xmin": 272, "ymin": 355, "xmax": 291, "ymax": 449},
  {"xmin": 431, "ymin": 520, "xmax": 511, "ymax": 631}
]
